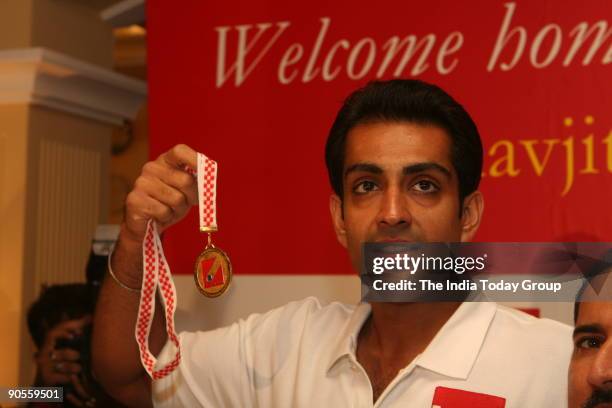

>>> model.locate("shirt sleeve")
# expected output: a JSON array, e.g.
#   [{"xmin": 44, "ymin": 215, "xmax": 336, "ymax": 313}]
[{"xmin": 151, "ymin": 297, "xmax": 323, "ymax": 407}]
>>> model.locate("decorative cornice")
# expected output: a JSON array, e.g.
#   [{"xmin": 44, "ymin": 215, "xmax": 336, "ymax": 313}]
[
  {"xmin": 0, "ymin": 48, "xmax": 147, "ymax": 125},
  {"xmin": 100, "ymin": 0, "xmax": 145, "ymax": 28}
]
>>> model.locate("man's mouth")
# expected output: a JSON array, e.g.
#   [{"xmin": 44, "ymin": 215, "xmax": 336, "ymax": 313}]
[
  {"xmin": 583, "ymin": 389, "xmax": 612, "ymax": 408},
  {"xmin": 375, "ymin": 238, "xmax": 412, "ymax": 243},
  {"xmin": 370, "ymin": 238, "xmax": 424, "ymax": 256}
]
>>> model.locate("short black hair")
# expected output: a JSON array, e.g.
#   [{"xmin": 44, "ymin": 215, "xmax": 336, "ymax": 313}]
[
  {"xmin": 325, "ymin": 79, "xmax": 483, "ymax": 207},
  {"xmin": 574, "ymin": 255, "xmax": 612, "ymax": 323},
  {"xmin": 27, "ymin": 283, "xmax": 98, "ymax": 348}
]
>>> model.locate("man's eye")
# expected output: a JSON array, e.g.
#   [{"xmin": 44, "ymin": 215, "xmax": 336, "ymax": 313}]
[
  {"xmin": 576, "ymin": 336, "xmax": 603, "ymax": 349},
  {"xmin": 412, "ymin": 180, "xmax": 439, "ymax": 193},
  {"xmin": 353, "ymin": 180, "xmax": 378, "ymax": 194}
]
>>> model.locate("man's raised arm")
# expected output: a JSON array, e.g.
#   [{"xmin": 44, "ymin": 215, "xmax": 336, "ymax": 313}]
[{"xmin": 92, "ymin": 145, "xmax": 198, "ymax": 407}]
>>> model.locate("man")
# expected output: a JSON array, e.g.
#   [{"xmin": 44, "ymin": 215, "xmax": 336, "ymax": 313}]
[
  {"xmin": 28, "ymin": 283, "xmax": 125, "ymax": 407},
  {"xmin": 569, "ymin": 266, "xmax": 612, "ymax": 408},
  {"xmin": 93, "ymin": 80, "xmax": 572, "ymax": 407},
  {"xmin": 28, "ymin": 284, "xmax": 96, "ymax": 408}
]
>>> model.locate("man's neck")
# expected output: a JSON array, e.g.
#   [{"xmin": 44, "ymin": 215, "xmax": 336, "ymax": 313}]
[
  {"xmin": 355, "ymin": 302, "xmax": 462, "ymax": 402},
  {"xmin": 359, "ymin": 302, "xmax": 461, "ymax": 358}
]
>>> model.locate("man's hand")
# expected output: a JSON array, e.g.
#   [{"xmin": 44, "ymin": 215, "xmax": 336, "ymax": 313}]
[
  {"xmin": 35, "ymin": 316, "xmax": 91, "ymax": 386},
  {"xmin": 64, "ymin": 374, "xmax": 97, "ymax": 408},
  {"xmin": 122, "ymin": 144, "xmax": 198, "ymax": 246}
]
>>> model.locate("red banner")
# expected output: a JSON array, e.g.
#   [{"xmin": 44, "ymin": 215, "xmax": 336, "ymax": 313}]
[{"xmin": 147, "ymin": 0, "xmax": 612, "ymax": 275}]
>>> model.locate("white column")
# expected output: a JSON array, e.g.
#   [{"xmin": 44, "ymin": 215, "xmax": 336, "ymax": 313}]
[{"xmin": 0, "ymin": 47, "xmax": 146, "ymax": 387}]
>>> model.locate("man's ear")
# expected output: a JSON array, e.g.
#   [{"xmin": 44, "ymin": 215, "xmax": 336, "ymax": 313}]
[
  {"xmin": 460, "ymin": 191, "xmax": 484, "ymax": 242},
  {"xmin": 329, "ymin": 194, "xmax": 347, "ymax": 248}
]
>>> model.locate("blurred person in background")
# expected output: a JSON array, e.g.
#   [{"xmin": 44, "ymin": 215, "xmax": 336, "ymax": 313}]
[
  {"xmin": 27, "ymin": 284, "xmax": 100, "ymax": 407},
  {"xmin": 26, "ymin": 226, "xmax": 123, "ymax": 407}
]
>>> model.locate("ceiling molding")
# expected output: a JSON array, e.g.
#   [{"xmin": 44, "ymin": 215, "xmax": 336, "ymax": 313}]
[
  {"xmin": 101, "ymin": 0, "xmax": 145, "ymax": 28},
  {"xmin": 0, "ymin": 48, "xmax": 147, "ymax": 125}
]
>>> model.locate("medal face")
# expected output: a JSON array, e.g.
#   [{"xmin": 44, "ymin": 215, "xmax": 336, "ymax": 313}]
[{"xmin": 194, "ymin": 246, "xmax": 232, "ymax": 297}]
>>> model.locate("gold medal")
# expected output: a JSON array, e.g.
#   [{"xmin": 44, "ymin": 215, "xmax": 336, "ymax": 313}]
[
  {"xmin": 193, "ymin": 152, "xmax": 231, "ymax": 297},
  {"xmin": 194, "ymin": 230, "xmax": 232, "ymax": 297}
]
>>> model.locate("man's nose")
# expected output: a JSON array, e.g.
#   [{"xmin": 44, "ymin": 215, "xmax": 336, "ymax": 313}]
[
  {"xmin": 376, "ymin": 186, "xmax": 411, "ymax": 229},
  {"xmin": 587, "ymin": 341, "xmax": 612, "ymax": 390}
]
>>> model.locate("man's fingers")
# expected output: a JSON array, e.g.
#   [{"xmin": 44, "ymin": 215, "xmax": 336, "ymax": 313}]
[
  {"xmin": 45, "ymin": 328, "xmax": 76, "ymax": 347},
  {"xmin": 122, "ymin": 144, "xmax": 199, "ymax": 242},
  {"xmin": 55, "ymin": 316, "xmax": 91, "ymax": 334},
  {"xmin": 134, "ymin": 176, "xmax": 190, "ymax": 212},
  {"xmin": 54, "ymin": 361, "xmax": 82, "ymax": 374},
  {"xmin": 48, "ymin": 372, "xmax": 71, "ymax": 384},
  {"xmin": 66, "ymin": 393, "xmax": 85, "ymax": 407},
  {"xmin": 125, "ymin": 191, "xmax": 175, "ymax": 227},
  {"xmin": 70, "ymin": 374, "xmax": 93, "ymax": 400},
  {"xmin": 141, "ymin": 161, "xmax": 198, "ymax": 206},
  {"xmin": 74, "ymin": 377, "xmax": 97, "ymax": 408},
  {"xmin": 53, "ymin": 348, "xmax": 80, "ymax": 362},
  {"xmin": 46, "ymin": 316, "xmax": 92, "ymax": 345},
  {"xmin": 160, "ymin": 144, "xmax": 197, "ymax": 171}
]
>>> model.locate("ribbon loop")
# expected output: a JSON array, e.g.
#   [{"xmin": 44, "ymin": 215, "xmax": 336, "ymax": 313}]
[{"xmin": 135, "ymin": 221, "xmax": 181, "ymax": 379}]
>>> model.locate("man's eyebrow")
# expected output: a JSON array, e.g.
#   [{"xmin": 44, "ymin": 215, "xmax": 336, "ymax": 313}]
[
  {"xmin": 573, "ymin": 324, "xmax": 605, "ymax": 337},
  {"xmin": 344, "ymin": 162, "xmax": 452, "ymax": 179},
  {"xmin": 344, "ymin": 163, "xmax": 383, "ymax": 177},
  {"xmin": 403, "ymin": 162, "xmax": 452, "ymax": 179}
]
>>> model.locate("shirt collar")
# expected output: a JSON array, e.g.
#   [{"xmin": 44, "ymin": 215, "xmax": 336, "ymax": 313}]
[
  {"xmin": 326, "ymin": 301, "xmax": 371, "ymax": 375},
  {"xmin": 325, "ymin": 301, "xmax": 497, "ymax": 380}
]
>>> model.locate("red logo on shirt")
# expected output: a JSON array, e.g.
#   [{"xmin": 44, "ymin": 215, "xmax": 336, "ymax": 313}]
[{"xmin": 432, "ymin": 386, "xmax": 506, "ymax": 407}]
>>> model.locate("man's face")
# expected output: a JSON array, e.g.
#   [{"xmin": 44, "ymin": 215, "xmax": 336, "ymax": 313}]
[
  {"xmin": 569, "ymin": 302, "xmax": 612, "ymax": 408},
  {"xmin": 329, "ymin": 121, "xmax": 483, "ymax": 272}
]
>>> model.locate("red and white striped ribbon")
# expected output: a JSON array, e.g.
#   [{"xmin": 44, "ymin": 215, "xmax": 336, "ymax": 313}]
[
  {"xmin": 135, "ymin": 152, "xmax": 218, "ymax": 379},
  {"xmin": 135, "ymin": 220, "xmax": 181, "ymax": 379},
  {"xmin": 197, "ymin": 153, "xmax": 218, "ymax": 231}
]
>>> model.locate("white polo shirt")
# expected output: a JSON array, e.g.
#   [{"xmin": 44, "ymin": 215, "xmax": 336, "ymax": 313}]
[{"xmin": 152, "ymin": 297, "xmax": 572, "ymax": 407}]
